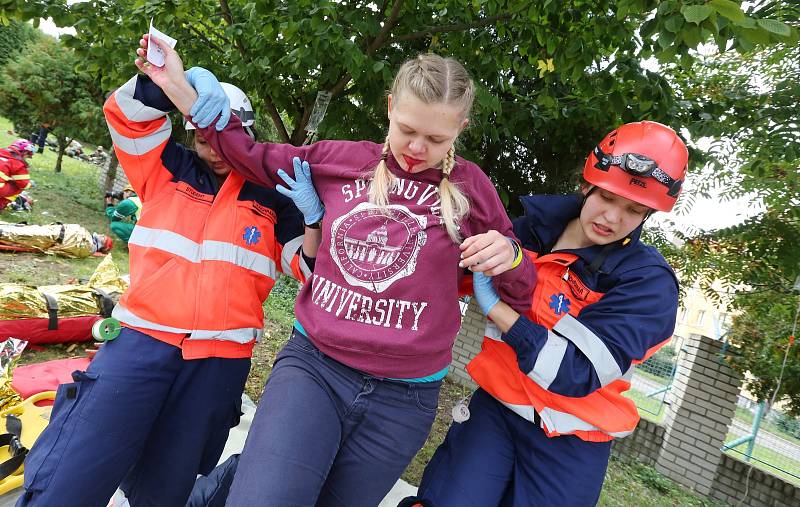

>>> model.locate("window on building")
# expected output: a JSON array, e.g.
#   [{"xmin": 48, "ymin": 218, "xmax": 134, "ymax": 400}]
[{"xmin": 696, "ymin": 310, "xmax": 706, "ymax": 326}]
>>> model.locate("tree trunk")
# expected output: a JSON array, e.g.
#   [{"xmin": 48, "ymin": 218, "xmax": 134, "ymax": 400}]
[
  {"xmin": 103, "ymin": 148, "xmax": 119, "ymax": 192},
  {"xmin": 55, "ymin": 135, "xmax": 66, "ymax": 173}
]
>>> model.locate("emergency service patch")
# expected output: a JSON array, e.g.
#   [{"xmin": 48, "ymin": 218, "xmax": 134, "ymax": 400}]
[
  {"xmin": 243, "ymin": 225, "xmax": 261, "ymax": 246},
  {"xmin": 548, "ymin": 292, "xmax": 571, "ymax": 315}
]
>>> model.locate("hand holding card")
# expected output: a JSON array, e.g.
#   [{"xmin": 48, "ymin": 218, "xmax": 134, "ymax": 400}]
[{"xmin": 146, "ymin": 19, "xmax": 177, "ymax": 67}]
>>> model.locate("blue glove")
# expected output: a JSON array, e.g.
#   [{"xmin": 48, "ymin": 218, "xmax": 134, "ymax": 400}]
[
  {"xmin": 185, "ymin": 67, "xmax": 230, "ymax": 130},
  {"xmin": 473, "ymin": 271, "xmax": 500, "ymax": 316},
  {"xmin": 276, "ymin": 157, "xmax": 325, "ymax": 225}
]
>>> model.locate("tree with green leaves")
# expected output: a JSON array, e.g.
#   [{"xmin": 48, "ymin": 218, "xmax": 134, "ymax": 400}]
[
  {"xmin": 661, "ymin": 27, "xmax": 800, "ymax": 413},
  {"xmin": 0, "ymin": 19, "xmax": 38, "ymax": 68},
  {"xmin": 0, "ymin": 35, "xmax": 108, "ymax": 172},
  {"xmin": 3, "ymin": 0, "xmax": 795, "ymax": 212}
]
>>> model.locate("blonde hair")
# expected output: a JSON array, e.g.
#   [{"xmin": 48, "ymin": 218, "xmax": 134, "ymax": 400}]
[{"xmin": 368, "ymin": 54, "xmax": 475, "ymax": 243}]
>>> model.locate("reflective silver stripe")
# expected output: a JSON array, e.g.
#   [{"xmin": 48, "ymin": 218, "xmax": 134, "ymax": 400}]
[
  {"xmin": 528, "ymin": 330, "xmax": 568, "ymax": 389},
  {"xmin": 203, "ymin": 240, "xmax": 278, "ymax": 278},
  {"xmin": 129, "ymin": 226, "xmax": 202, "ymax": 261},
  {"xmin": 113, "ymin": 304, "xmax": 262, "ymax": 344},
  {"xmin": 498, "ymin": 399, "xmax": 632, "ymax": 438},
  {"xmin": 108, "ymin": 117, "xmax": 171, "ymax": 156},
  {"xmin": 280, "ymin": 235, "xmax": 305, "ymax": 278},
  {"xmin": 113, "ymin": 304, "xmax": 190, "ymax": 334},
  {"xmin": 539, "ymin": 407, "xmax": 633, "ymax": 438},
  {"xmin": 621, "ymin": 365, "xmax": 634, "ymax": 382},
  {"xmin": 129, "ymin": 226, "xmax": 277, "ymax": 278},
  {"xmin": 552, "ymin": 314, "xmax": 622, "ymax": 387},
  {"xmin": 484, "ymin": 321, "xmax": 502, "ymax": 341},
  {"xmin": 299, "ymin": 255, "xmax": 312, "ymax": 280},
  {"xmin": 115, "ymin": 75, "xmax": 170, "ymax": 122},
  {"xmin": 186, "ymin": 327, "xmax": 262, "ymax": 344},
  {"xmin": 498, "ymin": 400, "xmax": 541, "ymax": 425}
]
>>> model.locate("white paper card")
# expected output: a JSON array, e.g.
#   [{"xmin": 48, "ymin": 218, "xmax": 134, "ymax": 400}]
[{"xmin": 146, "ymin": 19, "xmax": 177, "ymax": 67}]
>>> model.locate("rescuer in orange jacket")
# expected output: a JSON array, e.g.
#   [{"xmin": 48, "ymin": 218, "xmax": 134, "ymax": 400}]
[
  {"xmin": 17, "ymin": 75, "xmax": 320, "ymax": 507},
  {"xmin": 0, "ymin": 139, "xmax": 34, "ymax": 210},
  {"xmin": 404, "ymin": 121, "xmax": 688, "ymax": 507}
]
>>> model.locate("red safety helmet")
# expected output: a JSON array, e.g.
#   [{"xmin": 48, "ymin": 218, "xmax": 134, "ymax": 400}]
[{"xmin": 583, "ymin": 121, "xmax": 688, "ymax": 212}]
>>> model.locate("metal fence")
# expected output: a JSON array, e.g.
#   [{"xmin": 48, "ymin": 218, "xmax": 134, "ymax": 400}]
[
  {"xmin": 97, "ymin": 156, "xmax": 129, "ymax": 194},
  {"xmin": 722, "ymin": 402, "xmax": 800, "ymax": 486},
  {"xmin": 625, "ymin": 335, "xmax": 683, "ymax": 421}
]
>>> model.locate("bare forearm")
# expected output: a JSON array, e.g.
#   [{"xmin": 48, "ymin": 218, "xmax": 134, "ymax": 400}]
[
  {"xmin": 487, "ymin": 300, "xmax": 520, "ymax": 333},
  {"xmin": 160, "ymin": 78, "xmax": 197, "ymax": 116},
  {"xmin": 302, "ymin": 227, "xmax": 322, "ymax": 258}
]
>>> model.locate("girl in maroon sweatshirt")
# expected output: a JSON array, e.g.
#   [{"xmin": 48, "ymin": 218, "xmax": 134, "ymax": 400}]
[{"xmin": 138, "ymin": 36, "xmax": 536, "ymax": 506}]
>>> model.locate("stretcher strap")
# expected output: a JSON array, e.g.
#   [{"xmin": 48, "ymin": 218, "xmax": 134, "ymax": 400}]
[
  {"xmin": 92, "ymin": 289, "xmax": 115, "ymax": 318},
  {"xmin": 55, "ymin": 223, "xmax": 66, "ymax": 244},
  {"xmin": 42, "ymin": 293, "xmax": 59, "ymax": 330},
  {"xmin": 0, "ymin": 415, "xmax": 27, "ymax": 481}
]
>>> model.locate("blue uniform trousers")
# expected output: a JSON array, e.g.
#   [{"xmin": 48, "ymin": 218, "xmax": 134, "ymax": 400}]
[
  {"xmin": 225, "ymin": 329, "xmax": 441, "ymax": 507},
  {"xmin": 417, "ymin": 389, "xmax": 612, "ymax": 507},
  {"xmin": 17, "ymin": 328, "xmax": 250, "ymax": 507}
]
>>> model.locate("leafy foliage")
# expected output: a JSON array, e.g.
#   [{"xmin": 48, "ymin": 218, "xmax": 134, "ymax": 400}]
[
  {"xmin": 660, "ymin": 9, "xmax": 800, "ymax": 412},
  {"xmin": 726, "ymin": 292, "xmax": 800, "ymax": 415},
  {"xmin": 0, "ymin": 35, "xmax": 108, "ymax": 172},
  {"xmin": 0, "ymin": 18, "xmax": 38, "ymax": 68},
  {"xmin": 3, "ymin": 0, "xmax": 796, "ymax": 213},
  {"xmin": 3, "ymin": 0, "xmax": 799, "ymax": 404}
]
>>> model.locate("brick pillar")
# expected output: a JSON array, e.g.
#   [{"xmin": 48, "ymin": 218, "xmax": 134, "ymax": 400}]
[
  {"xmin": 655, "ymin": 334, "xmax": 743, "ymax": 496},
  {"xmin": 448, "ymin": 298, "xmax": 482, "ymax": 386}
]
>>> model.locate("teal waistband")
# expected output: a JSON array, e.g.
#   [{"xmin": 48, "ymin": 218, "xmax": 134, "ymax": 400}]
[{"xmin": 292, "ymin": 321, "xmax": 448, "ymax": 383}]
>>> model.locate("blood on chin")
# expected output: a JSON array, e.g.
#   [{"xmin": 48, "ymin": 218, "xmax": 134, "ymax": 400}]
[{"xmin": 402, "ymin": 155, "xmax": 425, "ymax": 172}]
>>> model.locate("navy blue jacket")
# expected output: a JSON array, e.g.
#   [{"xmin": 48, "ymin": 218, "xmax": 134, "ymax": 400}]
[{"xmin": 502, "ymin": 194, "xmax": 679, "ymax": 397}]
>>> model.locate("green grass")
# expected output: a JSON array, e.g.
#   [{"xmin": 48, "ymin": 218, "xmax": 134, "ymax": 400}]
[
  {"xmin": 624, "ymin": 387, "xmax": 667, "ymax": 423},
  {"xmin": 635, "ymin": 367, "xmax": 673, "ymax": 385},
  {"xmin": 0, "ymin": 117, "xmax": 129, "ymax": 284},
  {"xmin": 598, "ymin": 458, "xmax": 727, "ymax": 507},
  {"xmin": 0, "ymin": 115, "xmax": 731, "ymax": 506}
]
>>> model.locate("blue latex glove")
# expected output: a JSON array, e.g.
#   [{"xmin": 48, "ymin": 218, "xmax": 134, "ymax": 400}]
[
  {"xmin": 473, "ymin": 271, "xmax": 500, "ymax": 316},
  {"xmin": 185, "ymin": 67, "xmax": 230, "ymax": 130},
  {"xmin": 276, "ymin": 157, "xmax": 325, "ymax": 225}
]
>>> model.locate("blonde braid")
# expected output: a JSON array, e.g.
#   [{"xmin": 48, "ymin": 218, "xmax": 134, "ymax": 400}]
[
  {"xmin": 438, "ymin": 145, "xmax": 470, "ymax": 243},
  {"xmin": 368, "ymin": 136, "xmax": 395, "ymax": 209}
]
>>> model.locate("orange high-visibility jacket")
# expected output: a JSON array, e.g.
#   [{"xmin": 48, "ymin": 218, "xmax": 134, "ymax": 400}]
[
  {"xmin": 0, "ymin": 148, "xmax": 31, "ymax": 202},
  {"xmin": 468, "ymin": 194, "xmax": 678, "ymax": 442},
  {"xmin": 104, "ymin": 75, "xmax": 310, "ymax": 359}
]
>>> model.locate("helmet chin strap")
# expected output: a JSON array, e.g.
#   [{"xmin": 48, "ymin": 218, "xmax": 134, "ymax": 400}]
[{"xmin": 580, "ymin": 185, "xmax": 597, "ymax": 208}]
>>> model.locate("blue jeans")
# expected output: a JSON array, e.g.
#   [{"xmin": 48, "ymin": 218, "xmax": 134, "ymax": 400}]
[
  {"xmin": 417, "ymin": 389, "xmax": 612, "ymax": 507},
  {"xmin": 17, "ymin": 328, "xmax": 250, "ymax": 507},
  {"xmin": 225, "ymin": 329, "xmax": 441, "ymax": 507}
]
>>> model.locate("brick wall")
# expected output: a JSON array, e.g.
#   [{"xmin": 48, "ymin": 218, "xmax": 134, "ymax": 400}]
[
  {"xmin": 611, "ymin": 417, "xmax": 665, "ymax": 467},
  {"xmin": 710, "ymin": 454, "xmax": 800, "ymax": 507},
  {"xmin": 448, "ymin": 298, "xmax": 482, "ymax": 387},
  {"xmin": 655, "ymin": 334, "xmax": 741, "ymax": 495}
]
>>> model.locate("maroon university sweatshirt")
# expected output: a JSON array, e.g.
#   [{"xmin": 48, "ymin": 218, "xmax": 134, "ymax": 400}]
[{"xmin": 199, "ymin": 118, "xmax": 536, "ymax": 378}]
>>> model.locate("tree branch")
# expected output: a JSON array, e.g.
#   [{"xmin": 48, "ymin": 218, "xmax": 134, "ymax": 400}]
[
  {"xmin": 327, "ymin": 1, "xmax": 405, "ymax": 105},
  {"xmin": 388, "ymin": 13, "xmax": 512, "ymax": 43},
  {"xmin": 187, "ymin": 25, "xmax": 225, "ymax": 53},
  {"xmin": 219, "ymin": 0, "xmax": 291, "ymax": 143},
  {"xmin": 366, "ymin": 0, "xmax": 405, "ymax": 56},
  {"xmin": 195, "ymin": 17, "xmax": 231, "ymax": 45}
]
